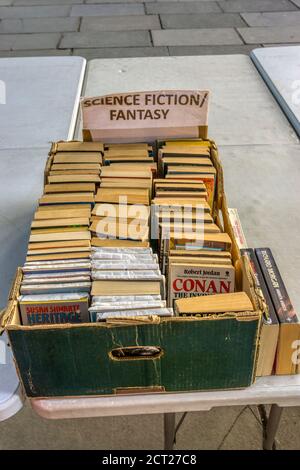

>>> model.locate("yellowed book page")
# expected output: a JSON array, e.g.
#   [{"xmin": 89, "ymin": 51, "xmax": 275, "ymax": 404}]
[
  {"xmin": 92, "ymin": 280, "xmax": 161, "ymax": 296},
  {"xmin": 176, "ymin": 292, "xmax": 253, "ymax": 314},
  {"xmin": 44, "ymin": 183, "xmax": 95, "ymax": 193},
  {"xmin": 31, "ymin": 218, "xmax": 90, "ymax": 228}
]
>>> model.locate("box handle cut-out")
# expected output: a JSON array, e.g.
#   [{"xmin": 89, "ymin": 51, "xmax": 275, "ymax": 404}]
[{"xmin": 109, "ymin": 346, "xmax": 163, "ymax": 361}]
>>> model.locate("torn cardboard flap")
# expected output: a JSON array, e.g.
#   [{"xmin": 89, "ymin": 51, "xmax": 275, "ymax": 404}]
[
  {"xmin": 0, "ymin": 300, "xmax": 18, "ymax": 334},
  {"xmin": 105, "ymin": 315, "xmax": 161, "ymax": 326},
  {"xmin": 241, "ymin": 255, "xmax": 263, "ymax": 314}
]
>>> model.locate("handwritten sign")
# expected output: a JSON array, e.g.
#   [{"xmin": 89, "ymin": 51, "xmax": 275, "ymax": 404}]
[{"xmin": 81, "ymin": 90, "xmax": 209, "ymax": 142}]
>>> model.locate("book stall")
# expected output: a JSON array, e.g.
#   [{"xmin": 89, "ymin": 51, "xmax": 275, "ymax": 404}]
[{"xmin": 1, "ymin": 90, "xmax": 299, "ymax": 399}]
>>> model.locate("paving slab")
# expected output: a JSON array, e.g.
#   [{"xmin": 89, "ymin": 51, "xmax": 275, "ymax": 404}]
[
  {"xmin": 218, "ymin": 407, "xmax": 262, "ymax": 449},
  {"xmin": 238, "ymin": 26, "xmax": 300, "ymax": 44},
  {"xmin": 156, "ymin": 0, "xmax": 219, "ymax": 2},
  {"xmin": 61, "ymin": 31, "xmax": 151, "ymax": 49},
  {"xmin": 146, "ymin": 2, "xmax": 221, "ymax": 14},
  {"xmin": 218, "ymin": 0, "xmax": 298, "ymax": 13},
  {"xmin": 241, "ymin": 11, "xmax": 300, "ymax": 27},
  {"xmin": 13, "ymin": 0, "xmax": 82, "ymax": 4},
  {"xmin": 80, "ymin": 15, "xmax": 160, "ymax": 32},
  {"xmin": 84, "ymin": 55, "xmax": 298, "ymax": 145},
  {"xmin": 1, "ymin": 399, "xmax": 300, "ymax": 449},
  {"xmin": 178, "ymin": 407, "xmax": 264, "ymax": 449},
  {"xmin": 70, "ymin": 3, "xmax": 144, "ymax": 16},
  {"xmin": 74, "ymin": 46, "xmax": 169, "ymax": 59},
  {"xmin": 152, "ymin": 28, "xmax": 243, "ymax": 46},
  {"xmin": 0, "ymin": 17, "xmax": 80, "ymax": 34},
  {"xmin": 220, "ymin": 143, "xmax": 300, "ymax": 311},
  {"xmin": 0, "ymin": 49, "xmax": 72, "ymax": 57},
  {"xmin": 168, "ymin": 44, "xmax": 259, "ymax": 55},
  {"xmin": 85, "ymin": 0, "xmax": 148, "ymax": 2},
  {"xmin": 277, "ymin": 407, "xmax": 300, "ymax": 450},
  {"xmin": 0, "ymin": 5, "xmax": 71, "ymax": 18},
  {"xmin": 161, "ymin": 13, "xmax": 247, "ymax": 29},
  {"xmin": 263, "ymin": 42, "xmax": 300, "ymax": 47},
  {"xmin": 0, "ymin": 33, "xmax": 61, "ymax": 50},
  {"xmin": 0, "ymin": 401, "xmax": 163, "ymax": 449}
]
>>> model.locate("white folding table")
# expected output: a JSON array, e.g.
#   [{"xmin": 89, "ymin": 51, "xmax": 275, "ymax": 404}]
[
  {"xmin": 251, "ymin": 46, "xmax": 300, "ymax": 138},
  {"xmin": 30, "ymin": 55, "xmax": 300, "ymax": 450},
  {"xmin": 79, "ymin": 55, "xmax": 298, "ymax": 146},
  {"xmin": 0, "ymin": 56, "xmax": 86, "ymax": 422},
  {"xmin": 0, "ymin": 332, "xmax": 24, "ymax": 422},
  {"xmin": 0, "ymin": 56, "xmax": 86, "ymax": 149}
]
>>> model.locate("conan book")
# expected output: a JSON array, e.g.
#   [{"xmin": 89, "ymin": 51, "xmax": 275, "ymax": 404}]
[{"xmin": 168, "ymin": 262, "xmax": 235, "ymax": 307}]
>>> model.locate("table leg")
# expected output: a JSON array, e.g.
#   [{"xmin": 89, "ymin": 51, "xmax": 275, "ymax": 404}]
[
  {"xmin": 164, "ymin": 413, "xmax": 176, "ymax": 450},
  {"xmin": 263, "ymin": 405, "xmax": 283, "ymax": 450}
]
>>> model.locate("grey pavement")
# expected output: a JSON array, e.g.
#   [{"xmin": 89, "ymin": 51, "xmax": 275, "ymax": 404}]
[
  {"xmin": 1, "ymin": 0, "xmax": 300, "ymax": 451},
  {"xmin": 1, "ymin": 401, "xmax": 300, "ymax": 449},
  {"xmin": 0, "ymin": 0, "xmax": 300, "ymax": 57}
]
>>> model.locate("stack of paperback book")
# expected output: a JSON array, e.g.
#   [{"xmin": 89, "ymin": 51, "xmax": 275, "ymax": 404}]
[
  {"xmin": 89, "ymin": 143, "xmax": 171, "ymax": 320},
  {"xmin": 152, "ymin": 139, "xmax": 235, "ymax": 308},
  {"xmin": 44, "ymin": 140, "xmax": 102, "ymax": 200},
  {"xmin": 91, "ymin": 143, "xmax": 154, "ymax": 244},
  {"xmin": 241, "ymin": 248, "xmax": 299, "ymax": 375},
  {"xmin": 103, "ymin": 142, "xmax": 156, "ymax": 173},
  {"xmin": 90, "ymin": 246, "xmax": 171, "ymax": 321},
  {"xmin": 13, "ymin": 137, "xmax": 298, "ymax": 376},
  {"xmin": 18, "ymin": 142, "xmax": 104, "ymax": 325},
  {"xmin": 157, "ymin": 139, "xmax": 216, "ymax": 208}
]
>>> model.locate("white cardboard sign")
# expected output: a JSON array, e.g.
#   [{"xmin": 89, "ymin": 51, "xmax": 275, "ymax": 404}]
[{"xmin": 81, "ymin": 90, "xmax": 209, "ymax": 142}]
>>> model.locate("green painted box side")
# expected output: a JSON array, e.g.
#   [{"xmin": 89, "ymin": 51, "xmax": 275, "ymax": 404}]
[{"xmin": 8, "ymin": 317, "xmax": 259, "ymax": 397}]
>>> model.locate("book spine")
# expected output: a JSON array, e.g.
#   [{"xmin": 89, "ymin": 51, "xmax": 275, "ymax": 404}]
[
  {"xmin": 255, "ymin": 248, "xmax": 300, "ymax": 375},
  {"xmin": 199, "ymin": 176, "xmax": 215, "ymax": 209},
  {"xmin": 255, "ymin": 248, "xmax": 298, "ymax": 325},
  {"xmin": 241, "ymin": 248, "xmax": 277, "ymax": 325},
  {"xmin": 228, "ymin": 208, "xmax": 248, "ymax": 250},
  {"xmin": 169, "ymin": 265, "xmax": 234, "ymax": 307},
  {"xmin": 242, "ymin": 248, "xmax": 280, "ymax": 376},
  {"xmin": 175, "ymin": 240, "xmax": 230, "ymax": 251}
]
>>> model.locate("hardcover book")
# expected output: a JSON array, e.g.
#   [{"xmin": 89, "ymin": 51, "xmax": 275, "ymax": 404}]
[{"xmin": 255, "ymin": 248, "xmax": 300, "ymax": 375}]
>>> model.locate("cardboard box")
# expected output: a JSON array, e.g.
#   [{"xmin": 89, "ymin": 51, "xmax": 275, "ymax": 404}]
[
  {"xmin": 0, "ymin": 91, "xmax": 263, "ymax": 397},
  {"xmin": 3, "ymin": 295, "xmax": 260, "ymax": 397},
  {"xmin": 1, "ymin": 164, "xmax": 262, "ymax": 398}
]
